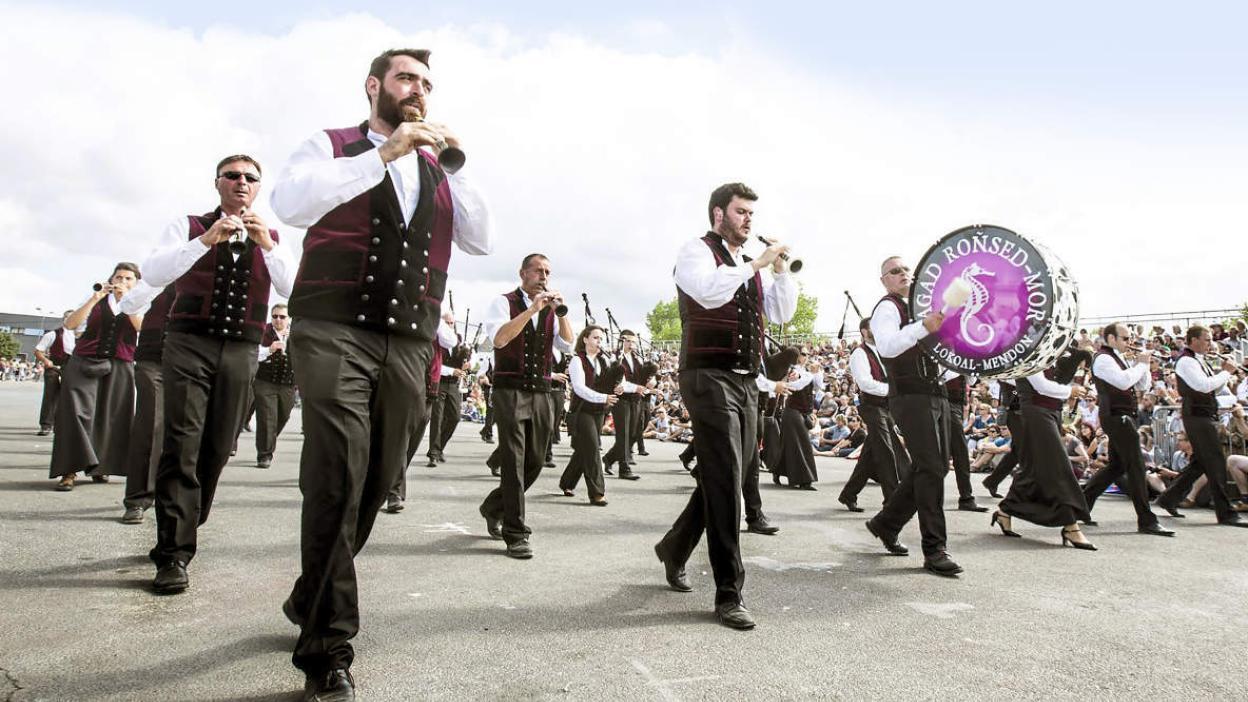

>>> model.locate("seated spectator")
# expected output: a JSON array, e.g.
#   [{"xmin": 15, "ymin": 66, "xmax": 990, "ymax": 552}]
[
  {"xmin": 1063, "ymin": 427, "xmax": 1090, "ymax": 480},
  {"xmin": 817, "ymin": 415, "xmax": 850, "ymax": 451},
  {"xmin": 964, "ymin": 403, "xmax": 996, "ymax": 452},
  {"xmin": 970, "ymin": 425, "xmax": 1011, "ymax": 472},
  {"xmin": 816, "ymin": 416, "xmax": 865, "ymax": 458}
]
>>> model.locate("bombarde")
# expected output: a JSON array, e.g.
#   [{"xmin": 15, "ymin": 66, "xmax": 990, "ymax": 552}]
[
  {"xmin": 755, "ymin": 236, "xmax": 802, "ymax": 273},
  {"xmin": 228, "ymin": 207, "xmax": 248, "ymax": 256},
  {"xmin": 405, "ymin": 110, "xmax": 465, "ymax": 174}
]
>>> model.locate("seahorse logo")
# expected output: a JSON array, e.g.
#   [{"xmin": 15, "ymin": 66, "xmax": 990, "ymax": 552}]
[{"xmin": 958, "ymin": 262, "xmax": 996, "ymax": 348}]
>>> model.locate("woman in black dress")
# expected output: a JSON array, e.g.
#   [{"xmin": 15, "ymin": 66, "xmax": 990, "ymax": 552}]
[
  {"xmin": 773, "ymin": 353, "xmax": 822, "ymax": 490},
  {"xmin": 558, "ymin": 326, "xmax": 625, "ymax": 506},
  {"xmin": 992, "ymin": 347, "xmax": 1097, "ymax": 550}
]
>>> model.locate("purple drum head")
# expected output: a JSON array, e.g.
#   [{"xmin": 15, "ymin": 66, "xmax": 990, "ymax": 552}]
[{"xmin": 910, "ymin": 225, "xmax": 1058, "ymax": 377}]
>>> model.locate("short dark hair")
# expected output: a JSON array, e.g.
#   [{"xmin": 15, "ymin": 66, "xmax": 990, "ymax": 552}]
[
  {"xmin": 367, "ymin": 49, "xmax": 431, "ymax": 101},
  {"xmin": 1185, "ymin": 325, "xmax": 1208, "ymax": 344},
  {"xmin": 859, "ymin": 318, "xmax": 871, "ymax": 332},
  {"xmin": 619, "ymin": 329, "xmax": 636, "ymax": 339},
  {"xmin": 112, "ymin": 262, "xmax": 141, "ymax": 281},
  {"xmin": 272, "ymin": 304, "xmax": 288, "ymax": 313},
  {"xmin": 520, "ymin": 253, "xmax": 549, "ymax": 270},
  {"xmin": 707, "ymin": 182, "xmax": 757, "ymax": 225},
  {"xmin": 1102, "ymin": 323, "xmax": 1124, "ymax": 342},
  {"xmin": 215, "ymin": 154, "xmax": 261, "ymax": 177}
]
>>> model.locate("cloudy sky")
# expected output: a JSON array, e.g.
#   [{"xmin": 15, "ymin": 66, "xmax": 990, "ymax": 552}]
[{"xmin": 3, "ymin": 1, "xmax": 1245, "ymax": 334}]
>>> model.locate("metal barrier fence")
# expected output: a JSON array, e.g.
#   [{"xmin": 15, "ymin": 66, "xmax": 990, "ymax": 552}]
[{"xmin": 1151, "ymin": 406, "xmax": 1247, "ymax": 467}]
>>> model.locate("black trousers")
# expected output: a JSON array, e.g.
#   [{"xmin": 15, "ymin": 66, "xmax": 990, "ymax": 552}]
[
  {"xmin": 545, "ymin": 386, "xmax": 566, "ymax": 461},
  {"xmin": 560, "ymin": 409, "xmax": 607, "ymax": 498},
  {"xmin": 49, "ymin": 355, "xmax": 134, "ymax": 478},
  {"xmin": 870, "ymin": 393, "xmax": 951, "ymax": 558},
  {"xmin": 150, "ymin": 333, "xmax": 256, "ymax": 566},
  {"xmin": 632, "ymin": 396, "xmax": 648, "ymax": 454},
  {"xmin": 38, "ymin": 366, "xmax": 62, "ymax": 431},
  {"xmin": 480, "ymin": 385, "xmax": 494, "ymax": 438},
  {"xmin": 657, "ymin": 370, "xmax": 757, "ymax": 606},
  {"xmin": 1157, "ymin": 415, "xmax": 1237, "ymax": 522},
  {"xmin": 426, "ymin": 376, "xmax": 460, "ymax": 459},
  {"xmin": 1082, "ymin": 413, "xmax": 1158, "ymax": 529},
  {"xmin": 254, "ymin": 378, "xmax": 296, "ymax": 461},
  {"xmin": 388, "ymin": 394, "xmax": 435, "ymax": 503},
  {"xmin": 840, "ymin": 402, "xmax": 907, "ymax": 505},
  {"xmin": 480, "ymin": 388, "xmax": 554, "ymax": 544},
  {"xmin": 284, "ymin": 320, "xmax": 432, "ymax": 676},
  {"xmin": 947, "ymin": 403, "xmax": 975, "ymax": 502},
  {"xmin": 983, "ymin": 410, "xmax": 1022, "ymax": 491},
  {"xmin": 603, "ymin": 398, "xmax": 637, "ymax": 467},
  {"xmin": 124, "ymin": 360, "xmax": 163, "ymax": 510}
]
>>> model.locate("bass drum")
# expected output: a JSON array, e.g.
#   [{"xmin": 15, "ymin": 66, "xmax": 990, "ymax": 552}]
[{"xmin": 908, "ymin": 224, "xmax": 1078, "ymax": 380}]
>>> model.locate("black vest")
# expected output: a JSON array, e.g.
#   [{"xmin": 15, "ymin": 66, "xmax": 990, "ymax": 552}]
[
  {"xmin": 569, "ymin": 353, "xmax": 607, "ymax": 415},
  {"xmin": 1176, "ymin": 348, "xmax": 1219, "ymax": 419},
  {"xmin": 1018, "ymin": 370, "xmax": 1063, "ymax": 411},
  {"xmin": 875, "ymin": 294, "xmax": 944, "ymax": 397},
  {"xmin": 945, "ymin": 374, "xmax": 968, "ymax": 407},
  {"xmin": 1093, "ymin": 348, "xmax": 1138, "ymax": 418}
]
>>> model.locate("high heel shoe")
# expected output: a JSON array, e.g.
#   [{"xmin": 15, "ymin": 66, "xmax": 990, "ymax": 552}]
[
  {"xmin": 1061, "ymin": 527, "xmax": 1097, "ymax": 551},
  {"xmin": 991, "ymin": 511, "xmax": 1021, "ymax": 537}
]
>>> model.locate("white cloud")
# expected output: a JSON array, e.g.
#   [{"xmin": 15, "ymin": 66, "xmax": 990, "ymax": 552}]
[{"xmin": 1, "ymin": 5, "xmax": 1243, "ymax": 337}]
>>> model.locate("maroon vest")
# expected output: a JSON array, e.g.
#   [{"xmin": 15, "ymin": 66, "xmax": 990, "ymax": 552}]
[
  {"xmin": 73, "ymin": 298, "xmax": 136, "ymax": 362},
  {"xmin": 47, "ymin": 328, "xmax": 70, "ymax": 366},
  {"xmin": 492, "ymin": 289, "xmax": 555, "ymax": 392},
  {"xmin": 857, "ymin": 344, "xmax": 889, "ymax": 408},
  {"xmin": 1175, "ymin": 348, "xmax": 1219, "ymax": 419},
  {"xmin": 677, "ymin": 233, "xmax": 764, "ymax": 374},
  {"xmin": 256, "ymin": 324, "xmax": 295, "ymax": 386},
  {"xmin": 166, "ymin": 210, "xmax": 275, "ymax": 344},
  {"xmin": 1019, "ymin": 369, "xmax": 1063, "ymax": 411},
  {"xmin": 1093, "ymin": 347, "xmax": 1138, "ymax": 417},
  {"xmin": 134, "ymin": 285, "xmax": 176, "ymax": 364},
  {"xmin": 288, "ymin": 123, "xmax": 455, "ymax": 340},
  {"xmin": 876, "ymin": 294, "xmax": 944, "ymax": 397},
  {"xmin": 426, "ymin": 343, "xmax": 443, "ymax": 396},
  {"xmin": 569, "ymin": 352, "xmax": 607, "ymax": 414}
]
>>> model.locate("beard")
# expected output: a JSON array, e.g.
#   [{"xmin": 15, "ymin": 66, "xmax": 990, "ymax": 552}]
[
  {"xmin": 377, "ymin": 87, "xmax": 423, "ymax": 128},
  {"xmin": 719, "ymin": 219, "xmax": 749, "ymax": 247}
]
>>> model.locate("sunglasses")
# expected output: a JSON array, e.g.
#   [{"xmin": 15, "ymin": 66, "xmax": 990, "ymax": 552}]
[
  {"xmin": 219, "ymin": 171, "xmax": 261, "ymax": 183},
  {"xmin": 272, "ymin": 314, "xmax": 288, "ymax": 319},
  {"xmin": 885, "ymin": 266, "xmax": 911, "ymax": 276}
]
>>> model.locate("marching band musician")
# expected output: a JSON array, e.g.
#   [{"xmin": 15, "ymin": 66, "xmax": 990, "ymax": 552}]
[
  {"xmin": 49, "ymin": 264, "xmax": 144, "ymax": 491},
  {"xmin": 544, "ymin": 349, "xmax": 571, "ymax": 468},
  {"xmin": 253, "ymin": 304, "xmax": 296, "ymax": 469},
  {"xmin": 654, "ymin": 182, "xmax": 797, "ymax": 630},
  {"xmin": 271, "ymin": 47, "xmax": 492, "ymax": 699},
  {"xmin": 771, "ymin": 351, "xmax": 821, "ymax": 491},
  {"xmin": 34, "ymin": 310, "xmax": 74, "ymax": 436},
  {"xmin": 558, "ymin": 325, "xmax": 621, "ymax": 506},
  {"xmin": 1153, "ymin": 325, "xmax": 1248, "ymax": 528},
  {"xmin": 141, "ymin": 154, "xmax": 296, "ymax": 596},
  {"xmin": 426, "ymin": 310, "xmax": 464, "ymax": 467},
  {"xmin": 838, "ymin": 318, "xmax": 909, "ymax": 512},
  {"xmin": 477, "ymin": 254, "xmax": 574, "ymax": 557},
  {"xmin": 862, "ymin": 255, "xmax": 962, "ymax": 577},
  {"xmin": 479, "ymin": 357, "xmax": 495, "ymax": 443},
  {"xmin": 603, "ymin": 330, "xmax": 647, "ymax": 480},
  {"xmin": 1080, "ymin": 323, "xmax": 1173, "ymax": 536},
  {"xmin": 942, "ymin": 370, "xmax": 988, "ymax": 512},
  {"xmin": 118, "ymin": 281, "xmax": 176, "ymax": 525},
  {"xmin": 991, "ymin": 347, "xmax": 1098, "ymax": 549}
]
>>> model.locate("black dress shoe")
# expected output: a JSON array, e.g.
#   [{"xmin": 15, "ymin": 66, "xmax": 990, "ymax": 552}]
[
  {"xmin": 982, "ymin": 480, "xmax": 1003, "ymax": 499},
  {"xmin": 1139, "ymin": 523, "xmax": 1176, "ymax": 537},
  {"xmin": 838, "ymin": 497, "xmax": 865, "ymax": 513},
  {"xmin": 425, "ymin": 457, "xmax": 438, "ymax": 468},
  {"xmin": 506, "ymin": 539, "xmax": 533, "ymax": 559},
  {"xmin": 383, "ymin": 496, "xmax": 404, "ymax": 514},
  {"xmin": 604, "ymin": 463, "xmax": 614, "ymax": 476},
  {"xmin": 37, "ymin": 428, "xmax": 50, "ymax": 436},
  {"xmin": 256, "ymin": 457, "xmax": 272, "ymax": 470},
  {"xmin": 282, "ymin": 596, "xmax": 305, "ymax": 627},
  {"xmin": 793, "ymin": 483, "xmax": 817, "ymax": 491},
  {"xmin": 654, "ymin": 543, "xmax": 692, "ymax": 592},
  {"xmin": 865, "ymin": 519, "xmax": 909, "ymax": 556},
  {"xmin": 923, "ymin": 552, "xmax": 964, "ymax": 577},
  {"xmin": 637, "ymin": 450, "xmax": 650, "ymax": 456},
  {"xmin": 618, "ymin": 469, "xmax": 640, "ymax": 481},
  {"xmin": 152, "ymin": 561, "xmax": 189, "ymax": 594},
  {"xmin": 479, "ymin": 505, "xmax": 502, "ymax": 540},
  {"xmin": 1157, "ymin": 504, "xmax": 1186, "ymax": 518},
  {"xmin": 747, "ymin": 520, "xmax": 780, "ymax": 535},
  {"xmin": 437, "ymin": 455, "xmax": 446, "ymax": 463},
  {"xmin": 543, "ymin": 459, "xmax": 556, "ymax": 468},
  {"xmin": 1218, "ymin": 518, "xmax": 1248, "ymax": 528},
  {"xmin": 480, "ymin": 432, "xmax": 494, "ymax": 443},
  {"xmin": 715, "ymin": 602, "xmax": 756, "ymax": 630},
  {"xmin": 303, "ymin": 667, "xmax": 355, "ymax": 702}
]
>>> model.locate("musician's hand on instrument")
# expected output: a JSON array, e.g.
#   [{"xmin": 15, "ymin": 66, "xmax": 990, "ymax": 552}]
[
  {"xmin": 199, "ymin": 217, "xmax": 239, "ymax": 247},
  {"xmin": 1070, "ymin": 384, "xmax": 1086, "ymax": 399},
  {"xmin": 422, "ymin": 121, "xmax": 461, "ymax": 151},
  {"xmin": 377, "ymin": 121, "xmax": 447, "ymax": 164},
  {"xmin": 242, "ymin": 212, "xmax": 274, "ymax": 252},
  {"xmin": 922, "ymin": 311, "xmax": 945, "ymax": 334},
  {"xmin": 1221, "ymin": 359, "xmax": 1238, "ymax": 374},
  {"xmin": 774, "ymin": 381, "xmax": 791, "ymax": 396},
  {"xmin": 753, "ymin": 243, "xmax": 785, "ymax": 271},
  {"xmin": 92, "ymin": 283, "xmax": 112, "ymax": 300},
  {"xmin": 613, "ymin": 383, "xmax": 626, "ymax": 394},
  {"xmin": 606, "ymin": 394, "xmax": 619, "ymax": 407},
  {"xmin": 479, "ymin": 375, "xmax": 491, "ymax": 386},
  {"xmin": 551, "ymin": 372, "xmax": 568, "ymax": 383},
  {"xmin": 269, "ymin": 341, "xmax": 284, "ymax": 352}
]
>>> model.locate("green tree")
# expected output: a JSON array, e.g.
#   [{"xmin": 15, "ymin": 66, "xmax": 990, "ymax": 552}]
[
  {"xmin": 767, "ymin": 284, "xmax": 819, "ymax": 337},
  {"xmin": 646, "ymin": 297, "xmax": 682, "ymax": 342},
  {"xmin": 0, "ymin": 331, "xmax": 20, "ymax": 359}
]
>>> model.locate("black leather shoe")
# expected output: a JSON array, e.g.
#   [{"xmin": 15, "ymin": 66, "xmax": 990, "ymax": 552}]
[
  {"xmin": 865, "ymin": 519, "xmax": 909, "ymax": 556},
  {"xmin": 793, "ymin": 483, "xmax": 817, "ymax": 491},
  {"xmin": 715, "ymin": 602, "xmax": 756, "ymax": 630},
  {"xmin": 1139, "ymin": 523, "xmax": 1176, "ymax": 537},
  {"xmin": 982, "ymin": 480, "xmax": 1003, "ymax": 499},
  {"xmin": 747, "ymin": 520, "xmax": 780, "ymax": 535},
  {"xmin": 282, "ymin": 596, "xmax": 305, "ymax": 627},
  {"xmin": 1157, "ymin": 504, "xmax": 1186, "ymax": 518},
  {"xmin": 1218, "ymin": 518, "xmax": 1248, "ymax": 528},
  {"xmin": 637, "ymin": 450, "xmax": 650, "ymax": 456},
  {"xmin": 383, "ymin": 496, "xmax": 403, "ymax": 514},
  {"xmin": 923, "ymin": 552, "xmax": 964, "ymax": 577},
  {"xmin": 479, "ymin": 505, "xmax": 502, "ymax": 540},
  {"xmin": 303, "ymin": 668, "xmax": 355, "ymax": 702},
  {"xmin": 37, "ymin": 428, "xmax": 50, "ymax": 436},
  {"xmin": 679, "ymin": 456, "xmax": 694, "ymax": 471},
  {"xmin": 839, "ymin": 497, "xmax": 865, "ymax": 513},
  {"xmin": 256, "ymin": 455, "xmax": 272, "ymax": 469},
  {"xmin": 543, "ymin": 459, "xmax": 556, "ymax": 468},
  {"xmin": 654, "ymin": 543, "xmax": 692, "ymax": 592},
  {"xmin": 121, "ymin": 507, "xmax": 145, "ymax": 525},
  {"xmin": 618, "ymin": 469, "xmax": 640, "ymax": 481},
  {"xmin": 152, "ymin": 561, "xmax": 188, "ymax": 594},
  {"xmin": 604, "ymin": 462, "xmax": 614, "ymax": 476},
  {"xmin": 958, "ymin": 500, "xmax": 989, "ymax": 513},
  {"xmin": 437, "ymin": 454, "xmax": 446, "ymax": 464},
  {"xmin": 480, "ymin": 431, "xmax": 494, "ymax": 443},
  {"xmin": 425, "ymin": 457, "xmax": 438, "ymax": 468},
  {"xmin": 506, "ymin": 539, "xmax": 533, "ymax": 559}
]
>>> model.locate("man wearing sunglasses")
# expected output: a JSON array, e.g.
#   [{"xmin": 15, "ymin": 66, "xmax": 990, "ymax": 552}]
[
  {"xmin": 253, "ymin": 304, "xmax": 295, "ymax": 469},
  {"xmin": 271, "ymin": 48, "xmax": 491, "ymax": 701},
  {"xmin": 863, "ymin": 256, "xmax": 964, "ymax": 577},
  {"xmin": 138, "ymin": 154, "xmax": 296, "ymax": 595}
]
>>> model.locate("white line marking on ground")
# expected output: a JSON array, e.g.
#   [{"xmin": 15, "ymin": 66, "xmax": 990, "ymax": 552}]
[{"xmin": 905, "ymin": 602, "xmax": 975, "ymax": 619}]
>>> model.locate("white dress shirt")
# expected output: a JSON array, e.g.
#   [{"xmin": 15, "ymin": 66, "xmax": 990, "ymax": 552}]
[
  {"xmin": 257, "ymin": 327, "xmax": 291, "ymax": 363},
  {"xmin": 1174, "ymin": 354, "xmax": 1231, "ymax": 394},
  {"xmin": 140, "ymin": 216, "xmax": 296, "ymax": 297},
  {"xmin": 119, "ymin": 280, "xmax": 163, "ymax": 316},
  {"xmin": 849, "ymin": 345, "xmax": 889, "ymax": 397},
  {"xmin": 269, "ymin": 128, "xmax": 492, "ymax": 256},
  {"xmin": 672, "ymin": 235, "xmax": 798, "ymax": 325},
  {"xmin": 616, "ymin": 352, "xmax": 644, "ymax": 396},
  {"xmin": 437, "ymin": 320, "xmax": 460, "ymax": 377},
  {"xmin": 755, "ymin": 375, "xmax": 777, "ymax": 394},
  {"xmin": 35, "ymin": 329, "xmax": 75, "ymax": 355},
  {"xmin": 1091, "ymin": 350, "xmax": 1151, "ymax": 392},
  {"xmin": 570, "ymin": 353, "xmax": 609, "ymax": 404},
  {"xmin": 869, "ymin": 298, "xmax": 929, "ymax": 359},
  {"xmin": 787, "ymin": 367, "xmax": 822, "ymax": 392},
  {"xmin": 480, "ymin": 290, "xmax": 573, "ymax": 355},
  {"xmin": 1027, "ymin": 372, "xmax": 1072, "ymax": 400}
]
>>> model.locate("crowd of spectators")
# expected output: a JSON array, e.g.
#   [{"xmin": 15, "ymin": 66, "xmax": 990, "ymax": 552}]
[{"xmin": 0, "ymin": 357, "xmax": 43, "ymax": 382}]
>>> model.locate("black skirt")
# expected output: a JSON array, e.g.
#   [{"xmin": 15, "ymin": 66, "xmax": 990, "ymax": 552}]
[
  {"xmin": 998, "ymin": 403, "xmax": 1090, "ymax": 527},
  {"xmin": 775, "ymin": 407, "xmax": 818, "ymax": 485}
]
